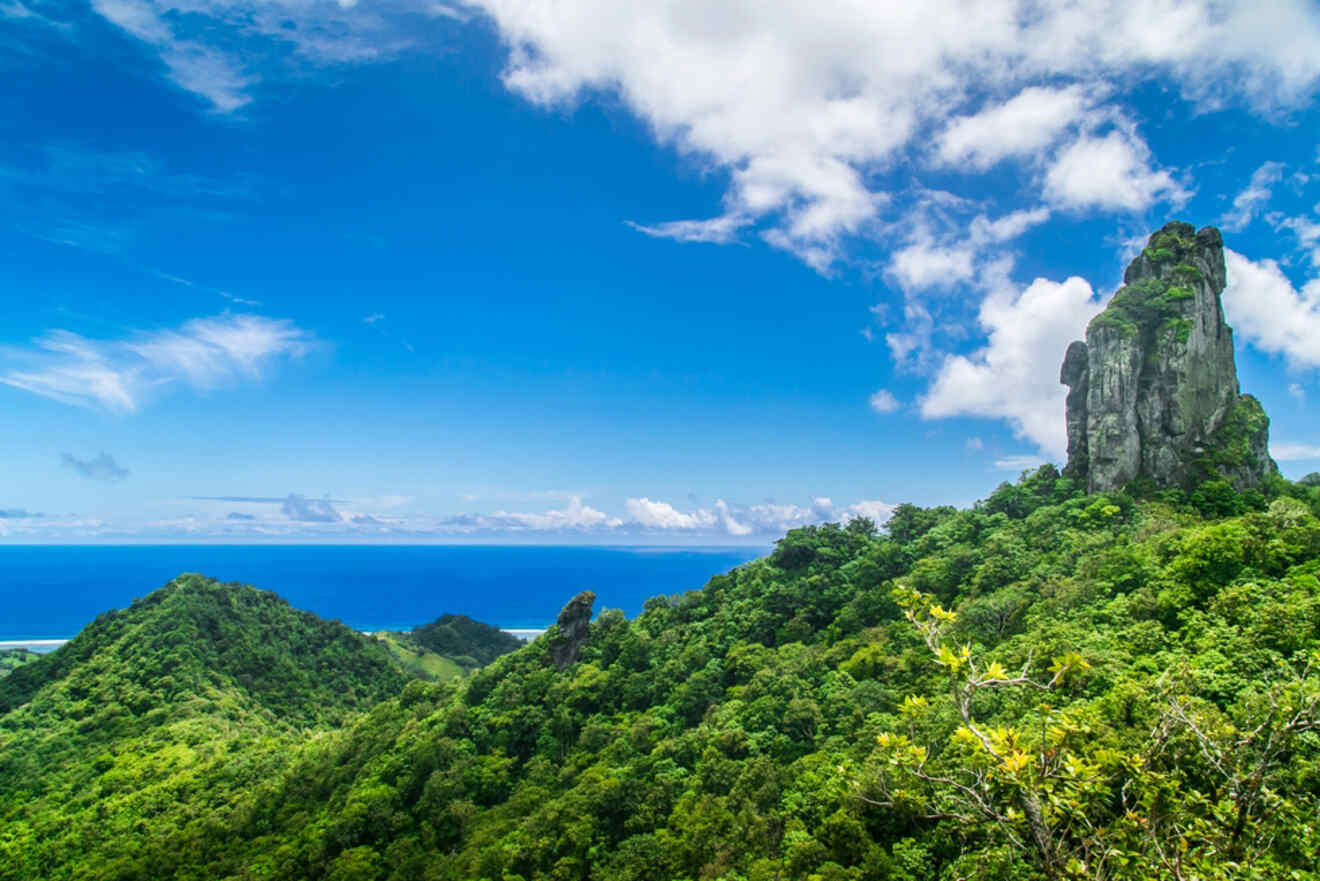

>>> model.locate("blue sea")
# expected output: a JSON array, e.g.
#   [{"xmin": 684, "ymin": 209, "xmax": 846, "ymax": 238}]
[{"xmin": 0, "ymin": 545, "xmax": 765, "ymax": 644}]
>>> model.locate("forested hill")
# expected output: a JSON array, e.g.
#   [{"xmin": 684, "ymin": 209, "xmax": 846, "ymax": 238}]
[
  {"xmin": 0, "ymin": 573, "xmax": 408, "ymax": 723},
  {"xmin": 3, "ymin": 469, "xmax": 1318, "ymax": 880},
  {"xmin": 0, "ymin": 574, "xmax": 413, "ymax": 880},
  {"xmin": 409, "ymin": 612, "xmax": 526, "ymax": 667}
]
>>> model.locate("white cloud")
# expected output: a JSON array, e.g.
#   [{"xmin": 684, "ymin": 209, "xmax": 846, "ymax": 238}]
[
  {"xmin": 626, "ymin": 215, "xmax": 749, "ymax": 244},
  {"xmin": 1289, "ymin": 383, "xmax": 1306, "ymax": 402},
  {"xmin": 935, "ymin": 85, "xmax": 1093, "ymax": 170},
  {"xmin": 625, "ymin": 497, "xmax": 717, "ymax": 530},
  {"xmin": 469, "ymin": 0, "xmax": 1317, "ymax": 267},
  {"xmin": 622, "ymin": 495, "xmax": 896, "ymax": 536},
  {"xmin": 995, "ymin": 454, "xmax": 1048, "ymax": 470},
  {"xmin": 1272, "ymin": 442, "xmax": 1320, "ymax": 461},
  {"xmin": 887, "ymin": 206, "xmax": 1050, "ymax": 294},
  {"xmin": 486, "ymin": 495, "xmax": 621, "ymax": 530},
  {"xmin": 0, "ymin": 314, "xmax": 313, "ymax": 412},
  {"xmin": 868, "ymin": 389, "xmax": 900, "ymax": 414},
  {"xmin": 1044, "ymin": 131, "xmax": 1189, "ymax": 213},
  {"xmin": 920, "ymin": 275, "xmax": 1106, "ymax": 458},
  {"xmin": 82, "ymin": 1, "xmax": 1320, "ymax": 268},
  {"xmin": 1223, "ymin": 249, "xmax": 1320, "ymax": 369},
  {"xmin": 888, "ymin": 236, "xmax": 976, "ymax": 292},
  {"xmin": 88, "ymin": 0, "xmax": 424, "ymax": 112},
  {"xmin": 844, "ymin": 499, "xmax": 897, "ymax": 524},
  {"xmin": 965, "ymin": 436, "xmax": 984, "ymax": 452},
  {"xmin": 1274, "ymin": 207, "xmax": 1320, "ymax": 266},
  {"xmin": 91, "ymin": 0, "xmax": 254, "ymax": 112},
  {"xmin": 1221, "ymin": 161, "xmax": 1285, "ymax": 232}
]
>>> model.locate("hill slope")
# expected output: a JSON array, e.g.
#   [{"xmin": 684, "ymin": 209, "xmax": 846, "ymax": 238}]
[
  {"xmin": 408, "ymin": 612, "xmax": 526, "ymax": 668},
  {"xmin": 0, "ymin": 574, "xmax": 411, "ymax": 880}
]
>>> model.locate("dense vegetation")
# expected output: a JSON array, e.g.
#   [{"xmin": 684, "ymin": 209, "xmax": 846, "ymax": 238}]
[
  {"xmin": 0, "ymin": 647, "xmax": 39, "ymax": 677},
  {"xmin": 2, "ymin": 472, "xmax": 1319, "ymax": 880},
  {"xmin": 408, "ymin": 613, "xmax": 526, "ymax": 668},
  {"xmin": 373, "ymin": 630, "xmax": 468, "ymax": 681},
  {"xmin": 0, "ymin": 575, "xmax": 410, "ymax": 879}
]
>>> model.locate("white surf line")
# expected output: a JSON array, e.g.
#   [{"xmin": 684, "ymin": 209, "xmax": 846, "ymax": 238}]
[
  {"xmin": 7, "ymin": 630, "xmax": 548, "ymax": 650},
  {"xmin": 0, "ymin": 639, "xmax": 68, "ymax": 651}
]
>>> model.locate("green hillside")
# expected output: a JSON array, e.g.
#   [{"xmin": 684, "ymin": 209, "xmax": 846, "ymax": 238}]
[
  {"xmin": 3, "ymin": 471, "xmax": 1317, "ymax": 880},
  {"xmin": 0, "ymin": 574, "xmax": 411, "ymax": 880},
  {"xmin": 409, "ymin": 612, "xmax": 526, "ymax": 668},
  {"xmin": 0, "ymin": 647, "xmax": 40, "ymax": 677},
  {"xmin": 373, "ymin": 630, "xmax": 468, "ymax": 681}
]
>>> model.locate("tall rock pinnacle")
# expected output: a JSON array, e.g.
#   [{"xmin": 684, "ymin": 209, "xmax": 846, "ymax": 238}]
[{"xmin": 1061, "ymin": 221, "xmax": 1277, "ymax": 493}]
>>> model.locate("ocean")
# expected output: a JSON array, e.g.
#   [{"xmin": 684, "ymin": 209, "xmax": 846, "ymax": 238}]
[{"xmin": 0, "ymin": 545, "xmax": 765, "ymax": 645}]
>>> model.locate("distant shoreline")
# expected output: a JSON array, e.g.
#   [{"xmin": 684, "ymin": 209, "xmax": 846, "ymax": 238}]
[{"xmin": 2, "ymin": 628, "xmax": 548, "ymax": 654}]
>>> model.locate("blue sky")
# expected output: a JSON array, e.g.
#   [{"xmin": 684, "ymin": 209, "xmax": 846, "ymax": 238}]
[{"xmin": 2, "ymin": 0, "xmax": 1319, "ymax": 544}]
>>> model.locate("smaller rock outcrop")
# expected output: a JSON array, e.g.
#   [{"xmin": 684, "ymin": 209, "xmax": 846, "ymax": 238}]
[
  {"xmin": 549, "ymin": 591, "xmax": 595, "ymax": 671},
  {"xmin": 1061, "ymin": 221, "xmax": 1278, "ymax": 492}
]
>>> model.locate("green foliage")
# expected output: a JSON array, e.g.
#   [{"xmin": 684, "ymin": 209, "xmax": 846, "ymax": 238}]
[
  {"xmin": 408, "ymin": 613, "xmax": 525, "ymax": 668},
  {"xmin": 372, "ymin": 631, "xmax": 467, "ymax": 681},
  {"xmin": 3, "ymin": 471, "xmax": 1320, "ymax": 881},
  {"xmin": 0, "ymin": 648, "xmax": 40, "ymax": 678},
  {"xmin": 1206, "ymin": 394, "xmax": 1270, "ymax": 471}
]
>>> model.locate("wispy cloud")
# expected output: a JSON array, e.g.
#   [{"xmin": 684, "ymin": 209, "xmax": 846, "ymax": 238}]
[
  {"xmin": 1221, "ymin": 161, "xmax": 1285, "ymax": 231},
  {"xmin": 87, "ymin": 0, "xmax": 435, "ymax": 113},
  {"xmin": 281, "ymin": 494, "xmax": 341, "ymax": 523},
  {"xmin": 994, "ymin": 454, "xmax": 1049, "ymax": 471},
  {"xmin": 626, "ymin": 215, "xmax": 750, "ymax": 245},
  {"xmin": 1, "ymin": 314, "xmax": 314, "ymax": 412},
  {"xmin": 61, "ymin": 452, "xmax": 130, "ymax": 481},
  {"xmin": 1272, "ymin": 442, "xmax": 1320, "ymax": 461}
]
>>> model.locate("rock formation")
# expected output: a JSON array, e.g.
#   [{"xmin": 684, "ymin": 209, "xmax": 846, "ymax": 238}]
[
  {"xmin": 1061, "ymin": 221, "xmax": 1277, "ymax": 493},
  {"xmin": 549, "ymin": 590, "xmax": 595, "ymax": 671}
]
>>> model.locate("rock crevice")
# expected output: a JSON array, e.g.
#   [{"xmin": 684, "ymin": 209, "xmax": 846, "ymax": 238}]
[{"xmin": 1061, "ymin": 221, "xmax": 1277, "ymax": 492}]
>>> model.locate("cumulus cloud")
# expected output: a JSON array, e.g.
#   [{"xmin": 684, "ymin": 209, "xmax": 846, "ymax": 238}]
[
  {"xmin": 623, "ymin": 496, "xmax": 895, "ymax": 536},
  {"xmin": 868, "ymin": 389, "xmax": 900, "ymax": 414},
  {"xmin": 86, "ymin": 1, "xmax": 1320, "ymax": 268},
  {"xmin": 0, "ymin": 314, "xmax": 312, "ymax": 412},
  {"xmin": 935, "ymin": 85, "xmax": 1094, "ymax": 170},
  {"xmin": 625, "ymin": 497, "xmax": 718, "ymax": 530},
  {"xmin": 1043, "ymin": 131, "xmax": 1188, "ymax": 213},
  {"xmin": 921, "ymin": 276, "xmax": 1106, "ymax": 458},
  {"xmin": 60, "ymin": 452, "xmax": 130, "ymax": 482},
  {"xmin": 470, "ymin": 0, "xmax": 1319, "ymax": 267},
  {"xmin": 1223, "ymin": 250, "xmax": 1320, "ymax": 369},
  {"xmin": 443, "ymin": 496, "xmax": 622, "ymax": 532},
  {"xmin": 1221, "ymin": 161, "xmax": 1285, "ymax": 232},
  {"xmin": 886, "ymin": 205, "xmax": 1050, "ymax": 294}
]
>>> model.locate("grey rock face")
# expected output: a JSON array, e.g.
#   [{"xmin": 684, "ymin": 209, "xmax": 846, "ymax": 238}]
[
  {"xmin": 1060, "ymin": 341, "xmax": 1090, "ymax": 479},
  {"xmin": 549, "ymin": 590, "xmax": 595, "ymax": 671},
  {"xmin": 1061, "ymin": 222, "xmax": 1277, "ymax": 492}
]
